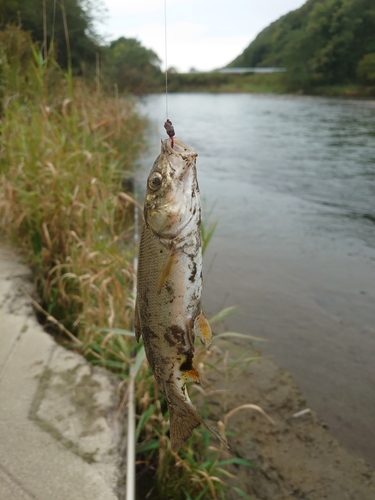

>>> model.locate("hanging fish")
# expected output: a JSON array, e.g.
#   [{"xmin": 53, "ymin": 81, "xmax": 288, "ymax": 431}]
[{"xmin": 135, "ymin": 138, "xmax": 228, "ymax": 452}]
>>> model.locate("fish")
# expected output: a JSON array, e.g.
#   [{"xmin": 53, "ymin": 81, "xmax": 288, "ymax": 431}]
[{"xmin": 135, "ymin": 138, "xmax": 228, "ymax": 452}]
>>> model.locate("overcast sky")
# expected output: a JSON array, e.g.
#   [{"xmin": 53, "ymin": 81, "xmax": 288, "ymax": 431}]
[{"xmin": 97, "ymin": 0, "xmax": 306, "ymax": 72}]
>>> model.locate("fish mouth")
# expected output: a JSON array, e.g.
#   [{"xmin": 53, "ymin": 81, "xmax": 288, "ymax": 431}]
[
  {"xmin": 161, "ymin": 138, "xmax": 197, "ymax": 161},
  {"xmin": 158, "ymin": 138, "xmax": 197, "ymax": 184}
]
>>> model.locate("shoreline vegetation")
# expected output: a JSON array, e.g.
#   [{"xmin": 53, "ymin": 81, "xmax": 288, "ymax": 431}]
[
  {"xmin": 156, "ymin": 72, "xmax": 375, "ymax": 98},
  {"xmin": 227, "ymin": 0, "xmax": 375, "ymax": 98}
]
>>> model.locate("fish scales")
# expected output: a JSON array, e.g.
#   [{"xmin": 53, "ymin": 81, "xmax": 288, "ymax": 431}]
[
  {"xmin": 136, "ymin": 138, "xmax": 228, "ymax": 452},
  {"xmin": 137, "ymin": 224, "xmax": 200, "ymax": 388}
]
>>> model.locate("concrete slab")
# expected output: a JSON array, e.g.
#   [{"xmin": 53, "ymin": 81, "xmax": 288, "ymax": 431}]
[
  {"xmin": 0, "ymin": 465, "xmax": 35, "ymax": 500},
  {"xmin": 0, "ymin": 244, "xmax": 126, "ymax": 499},
  {"xmin": 0, "ymin": 244, "xmax": 31, "ymax": 278}
]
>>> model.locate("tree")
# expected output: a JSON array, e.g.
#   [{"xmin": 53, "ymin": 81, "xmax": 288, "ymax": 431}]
[
  {"xmin": 105, "ymin": 37, "xmax": 161, "ymax": 95},
  {"xmin": 228, "ymin": 0, "xmax": 375, "ymax": 89},
  {"xmin": 357, "ymin": 53, "xmax": 375, "ymax": 84},
  {"xmin": 0, "ymin": 0, "xmax": 103, "ymax": 70}
]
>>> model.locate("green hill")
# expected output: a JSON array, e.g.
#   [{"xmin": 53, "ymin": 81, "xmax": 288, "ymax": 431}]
[{"xmin": 229, "ymin": 0, "xmax": 375, "ymax": 89}]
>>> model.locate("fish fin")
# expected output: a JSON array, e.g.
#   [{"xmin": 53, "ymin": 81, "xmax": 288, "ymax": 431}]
[
  {"xmin": 169, "ymin": 401, "xmax": 230, "ymax": 452},
  {"xmin": 201, "ymin": 419, "xmax": 230, "ymax": 450},
  {"xmin": 194, "ymin": 312, "xmax": 212, "ymax": 349},
  {"xmin": 134, "ymin": 300, "xmax": 141, "ymax": 342},
  {"xmin": 181, "ymin": 365, "xmax": 201, "ymax": 384},
  {"xmin": 169, "ymin": 403, "xmax": 202, "ymax": 452},
  {"xmin": 157, "ymin": 249, "xmax": 177, "ymax": 294}
]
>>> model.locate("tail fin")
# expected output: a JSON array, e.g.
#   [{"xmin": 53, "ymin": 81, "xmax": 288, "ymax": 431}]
[
  {"xmin": 169, "ymin": 403, "xmax": 201, "ymax": 452},
  {"xmin": 169, "ymin": 402, "xmax": 229, "ymax": 452}
]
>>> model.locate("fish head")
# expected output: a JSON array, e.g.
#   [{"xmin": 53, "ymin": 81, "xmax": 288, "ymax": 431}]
[{"xmin": 144, "ymin": 139, "xmax": 200, "ymax": 239}]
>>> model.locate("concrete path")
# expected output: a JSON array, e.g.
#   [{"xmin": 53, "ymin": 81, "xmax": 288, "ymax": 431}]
[{"xmin": 0, "ymin": 244, "xmax": 126, "ymax": 499}]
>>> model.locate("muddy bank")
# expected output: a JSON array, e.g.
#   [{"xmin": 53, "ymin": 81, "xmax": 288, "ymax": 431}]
[{"xmin": 204, "ymin": 349, "xmax": 375, "ymax": 500}]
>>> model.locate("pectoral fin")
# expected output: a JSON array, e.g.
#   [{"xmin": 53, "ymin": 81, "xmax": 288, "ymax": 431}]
[
  {"xmin": 157, "ymin": 249, "xmax": 177, "ymax": 294},
  {"xmin": 194, "ymin": 312, "xmax": 212, "ymax": 349},
  {"xmin": 134, "ymin": 300, "xmax": 141, "ymax": 342},
  {"xmin": 181, "ymin": 365, "xmax": 201, "ymax": 384}
]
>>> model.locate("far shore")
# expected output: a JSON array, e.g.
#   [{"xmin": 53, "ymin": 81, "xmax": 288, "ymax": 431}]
[{"xmin": 152, "ymin": 72, "xmax": 375, "ymax": 99}]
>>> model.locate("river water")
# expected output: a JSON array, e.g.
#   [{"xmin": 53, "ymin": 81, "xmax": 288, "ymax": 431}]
[{"xmin": 137, "ymin": 93, "xmax": 375, "ymax": 467}]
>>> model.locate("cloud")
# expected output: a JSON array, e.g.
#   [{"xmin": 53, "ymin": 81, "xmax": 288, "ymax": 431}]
[
  {"xmin": 123, "ymin": 21, "xmax": 250, "ymax": 71},
  {"xmin": 165, "ymin": 35, "xmax": 251, "ymax": 72},
  {"xmin": 97, "ymin": 0, "xmax": 307, "ymax": 71},
  {"xmin": 102, "ymin": 0, "xmax": 184, "ymax": 16}
]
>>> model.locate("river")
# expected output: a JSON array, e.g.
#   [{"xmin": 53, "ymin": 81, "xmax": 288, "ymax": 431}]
[{"xmin": 137, "ymin": 93, "xmax": 375, "ymax": 467}]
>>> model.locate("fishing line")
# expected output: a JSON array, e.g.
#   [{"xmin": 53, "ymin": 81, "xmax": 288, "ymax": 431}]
[
  {"xmin": 126, "ymin": 203, "xmax": 139, "ymax": 500},
  {"xmin": 163, "ymin": 0, "xmax": 175, "ymax": 146},
  {"xmin": 164, "ymin": 0, "xmax": 169, "ymax": 120}
]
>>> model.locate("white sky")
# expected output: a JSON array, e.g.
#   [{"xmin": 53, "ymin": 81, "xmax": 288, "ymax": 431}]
[{"xmin": 96, "ymin": 0, "xmax": 306, "ymax": 73}]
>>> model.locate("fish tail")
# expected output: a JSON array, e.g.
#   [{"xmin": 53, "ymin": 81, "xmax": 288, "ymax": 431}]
[
  {"xmin": 169, "ymin": 402, "xmax": 229, "ymax": 452},
  {"xmin": 169, "ymin": 403, "xmax": 202, "ymax": 452}
]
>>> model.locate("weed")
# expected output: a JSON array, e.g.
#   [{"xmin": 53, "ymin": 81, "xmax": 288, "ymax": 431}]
[
  {"xmin": 0, "ymin": 26, "xmax": 144, "ymax": 342},
  {"xmin": 201, "ymin": 200, "xmax": 218, "ymax": 256}
]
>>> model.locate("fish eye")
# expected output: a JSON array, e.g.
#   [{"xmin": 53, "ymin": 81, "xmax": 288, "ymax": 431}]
[{"xmin": 148, "ymin": 172, "xmax": 163, "ymax": 191}]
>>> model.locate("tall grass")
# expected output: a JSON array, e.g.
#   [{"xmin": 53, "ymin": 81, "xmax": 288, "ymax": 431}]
[
  {"xmin": 0, "ymin": 27, "xmax": 144, "ymax": 348},
  {"xmin": 0, "ymin": 26, "xmax": 259, "ymax": 499}
]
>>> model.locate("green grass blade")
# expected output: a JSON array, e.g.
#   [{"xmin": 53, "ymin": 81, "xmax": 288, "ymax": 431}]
[
  {"xmin": 195, "ymin": 485, "xmax": 210, "ymax": 500},
  {"xmin": 136, "ymin": 439, "xmax": 159, "ymax": 454},
  {"xmin": 232, "ymin": 486, "xmax": 254, "ymax": 499},
  {"xmin": 135, "ymin": 404, "xmax": 155, "ymax": 442},
  {"xmin": 209, "ymin": 306, "xmax": 238, "ymax": 325},
  {"xmin": 217, "ymin": 458, "xmax": 255, "ymax": 468},
  {"xmin": 215, "ymin": 331, "xmax": 267, "ymax": 342},
  {"xmin": 182, "ymin": 489, "xmax": 194, "ymax": 500},
  {"xmin": 131, "ymin": 345, "xmax": 145, "ymax": 378}
]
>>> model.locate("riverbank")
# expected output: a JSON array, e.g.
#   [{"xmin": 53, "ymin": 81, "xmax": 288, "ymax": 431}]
[
  {"xmin": 206, "ymin": 345, "xmax": 375, "ymax": 500},
  {"xmin": 158, "ymin": 72, "xmax": 375, "ymax": 98},
  {"xmin": 1, "ymin": 242, "xmax": 374, "ymax": 499}
]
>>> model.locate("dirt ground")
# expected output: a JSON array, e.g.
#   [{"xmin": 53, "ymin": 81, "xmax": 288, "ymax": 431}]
[{"xmin": 204, "ymin": 347, "xmax": 375, "ymax": 500}]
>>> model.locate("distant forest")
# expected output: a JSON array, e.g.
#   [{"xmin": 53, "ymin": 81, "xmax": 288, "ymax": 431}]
[
  {"xmin": 2, "ymin": 0, "xmax": 374, "ymax": 95},
  {"xmin": 0, "ymin": 0, "xmax": 162, "ymax": 94},
  {"xmin": 229, "ymin": 0, "xmax": 375, "ymax": 89}
]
